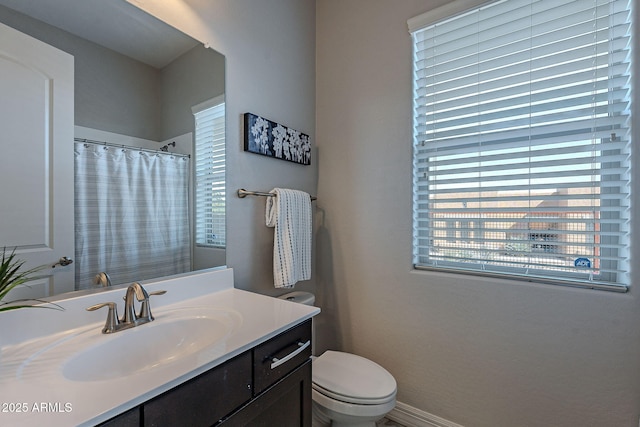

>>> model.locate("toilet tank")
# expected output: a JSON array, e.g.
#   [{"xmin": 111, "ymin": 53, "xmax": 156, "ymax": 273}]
[{"xmin": 278, "ymin": 291, "xmax": 315, "ymax": 306}]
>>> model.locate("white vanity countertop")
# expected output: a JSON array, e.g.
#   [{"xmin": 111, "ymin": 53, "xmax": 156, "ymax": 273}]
[{"xmin": 0, "ymin": 268, "xmax": 319, "ymax": 427}]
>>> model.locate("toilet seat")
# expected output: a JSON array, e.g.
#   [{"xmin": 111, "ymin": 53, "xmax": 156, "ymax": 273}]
[
  {"xmin": 312, "ymin": 382, "xmax": 395, "ymax": 405},
  {"xmin": 312, "ymin": 351, "xmax": 397, "ymax": 405},
  {"xmin": 312, "ymin": 388, "xmax": 396, "ymax": 419}
]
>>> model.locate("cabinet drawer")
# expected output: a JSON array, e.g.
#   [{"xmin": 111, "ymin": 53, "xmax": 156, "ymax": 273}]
[
  {"xmin": 253, "ymin": 319, "xmax": 312, "ymax": 395},
  {"xmin": 144, "ymin": 351, "xmax": 252, "ymax": 427}
]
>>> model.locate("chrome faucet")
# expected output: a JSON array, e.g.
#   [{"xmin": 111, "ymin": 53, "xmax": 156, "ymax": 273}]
[
  {"xmin": 123, "ymin": 282, "xmax": 148, "ymax": 324},
  {"xmin": 93, "ymin": 272, "xmax": 112, "ymax": 288},
  {"xmin": 86, "ymin": 282, "xmax": 166, "ymax": 334}
]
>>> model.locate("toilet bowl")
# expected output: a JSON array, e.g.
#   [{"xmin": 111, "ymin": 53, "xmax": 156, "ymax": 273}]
[{"xmin": 278, "ymin": 292, "xmax": 397, "ymax": 427}]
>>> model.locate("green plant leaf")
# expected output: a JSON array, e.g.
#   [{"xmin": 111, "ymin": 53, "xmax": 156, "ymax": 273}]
[{"xmin": 0, "ymin": 298, "xmax": 64, "ymax": 312}]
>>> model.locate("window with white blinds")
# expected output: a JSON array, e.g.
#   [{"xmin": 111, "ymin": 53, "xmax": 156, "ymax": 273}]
[
  {"xmin": 194, "ymin": 97, "xmax": 225, "ymax": 248},
  {"xmin": 410, "ymin": 0, "xmax": 632, "ymax": 291}
]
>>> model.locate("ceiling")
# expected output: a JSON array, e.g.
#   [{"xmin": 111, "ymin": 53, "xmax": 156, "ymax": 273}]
[{"xmin": 0, "ymin": 0, "xmax": 199, "ymax": 68}]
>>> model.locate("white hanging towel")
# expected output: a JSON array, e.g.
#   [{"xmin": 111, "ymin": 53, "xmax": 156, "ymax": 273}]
[{"xmin": 265, "ymin": 188, "xmax": 312, "ymax": 288}]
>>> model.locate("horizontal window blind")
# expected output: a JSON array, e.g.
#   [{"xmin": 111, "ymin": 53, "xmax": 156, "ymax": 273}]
[
  {"xmin": 194, "ymin": 101, "xmax": 226, "ymax": 248},
  {"xmin": 411, "ymin": 0, "xmax": 632, "ymax": 290}
]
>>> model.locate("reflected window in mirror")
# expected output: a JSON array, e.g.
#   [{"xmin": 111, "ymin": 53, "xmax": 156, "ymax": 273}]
[{"xmin": 193, "ymin": 96, "xmax": 226, "ymax": 248}]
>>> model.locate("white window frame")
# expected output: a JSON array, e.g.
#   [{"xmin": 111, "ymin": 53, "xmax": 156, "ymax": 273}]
[
  {"xmin": 193, "ymin": 95, "xmax": 226, "ymax": 248},
  {"xmin": 409, "ymin": 0, "xmax": 632, "ymax": 292}
]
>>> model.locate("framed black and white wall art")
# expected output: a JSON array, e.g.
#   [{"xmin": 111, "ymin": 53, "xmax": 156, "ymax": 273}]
[{"xmin": 243, "ymin": 112, "xmax": 311, "ymax": 165}]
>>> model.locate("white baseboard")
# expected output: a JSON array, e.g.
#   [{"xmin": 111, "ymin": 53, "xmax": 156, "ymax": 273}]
[{"xmin": 386, "ymin": 401, "xmax": 464, "ymax": 427}]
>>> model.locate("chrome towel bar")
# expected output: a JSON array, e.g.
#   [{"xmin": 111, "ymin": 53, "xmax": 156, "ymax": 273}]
[{"xmin": 237, "ymin": 188, "xmax": 317, "ymax": 201}]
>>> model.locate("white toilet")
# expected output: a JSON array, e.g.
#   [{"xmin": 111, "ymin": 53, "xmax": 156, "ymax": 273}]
[{"xmin": 279, "ymin": 292, "xmax": 397, "ymax": 427}]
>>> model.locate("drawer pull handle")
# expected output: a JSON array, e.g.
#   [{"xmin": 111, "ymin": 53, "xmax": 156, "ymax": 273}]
[{"xmin": 270, "ymin": 340, "xmax": 310, "ymax": 369}]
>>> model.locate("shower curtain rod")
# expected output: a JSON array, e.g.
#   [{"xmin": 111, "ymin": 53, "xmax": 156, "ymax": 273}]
[{"xmin": 74, "ymin": 138, "xmax": 190, "ymax": 158}]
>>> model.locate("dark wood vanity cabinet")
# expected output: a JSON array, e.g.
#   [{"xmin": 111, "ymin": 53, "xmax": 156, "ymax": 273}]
[
  {"xmin": 98, "ymin": 319, "xmax": 312, "ymax": 427},
  {"xmin": 220, "ymin": 360, "xmax": 311, "ymax": 426},
  {"xmin": 144, "ymin": 351, "xmax": 253, "ymax": 426},
  {"xmin": 98, "ymin": 407, "xmax": 140, "ymax": 427},
  {"xmin": 221, "ymin": 320, "xmax": 313, "ymax": 427}
]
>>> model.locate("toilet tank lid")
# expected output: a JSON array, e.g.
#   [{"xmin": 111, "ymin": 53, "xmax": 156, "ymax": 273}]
[
  {"xmin": 277, "ymin": 291, "xmax": 315, "ymax": 305},
  {"xmin": 313, "ymin": 351, "xmax": 397, "ymax": 401}
]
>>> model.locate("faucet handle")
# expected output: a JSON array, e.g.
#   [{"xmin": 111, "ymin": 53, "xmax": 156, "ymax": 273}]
[
  {"xmin": 120, "ymin": 289, "xmax": 164, "ymax": 301},
  {"xmin": 149, "ymin": 290, "xmax": 167, "ymax": 297},
  {"xmin": 86, "ymin": 302, "xmax": 119, "ymax": 334},
  {"xmin": 138, "ymin": 290, "xmax": 167, "ymax": 322}
]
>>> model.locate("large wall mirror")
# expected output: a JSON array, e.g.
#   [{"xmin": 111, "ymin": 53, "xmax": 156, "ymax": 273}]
[{"xmin": 0, "ymin": 0, "xmax": 225, "ymax": 299}]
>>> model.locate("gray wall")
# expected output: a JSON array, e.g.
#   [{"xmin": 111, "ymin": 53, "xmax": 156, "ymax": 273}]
[
  {"xmin": 0, "ymin": 4, "xmax": 161, "ymax": 141},
  {"xmin": 316, "ymin": 1, "xmax": 640, "ymax": 427},
  {"xmin": 141, "ymin": 0, "xmax": 317, "ymax": 296},
  {"xmin": 160, "ymin": 45, "xmax": 225, "ymax": 141}
]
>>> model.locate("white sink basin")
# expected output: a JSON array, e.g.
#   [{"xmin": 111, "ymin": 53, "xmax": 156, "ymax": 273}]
[
  {"xmin": 63, "ymin": 313, "xmax": 236, "ymax": 382},
  {"xmin": 14, "ymin": 307, "xmax": 242, "ymax": 383}
]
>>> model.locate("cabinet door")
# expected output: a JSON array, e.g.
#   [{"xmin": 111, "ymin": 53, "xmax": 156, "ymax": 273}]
[
  {"xmin": 220, "ymin": 360, "xmax": 312, "ymax": 427},
  {"xmin": 144, "ymin": 351, "xmax": 252, "ymax": 427},
  {"xmin": 97, "ymin": 407, "xmax": 141, "ymax": 427}
]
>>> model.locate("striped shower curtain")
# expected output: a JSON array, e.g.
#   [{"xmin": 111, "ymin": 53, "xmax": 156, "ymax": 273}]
[{"xmin": 74, "ymin": 143, "xmax": 191, "ymax": 290}]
